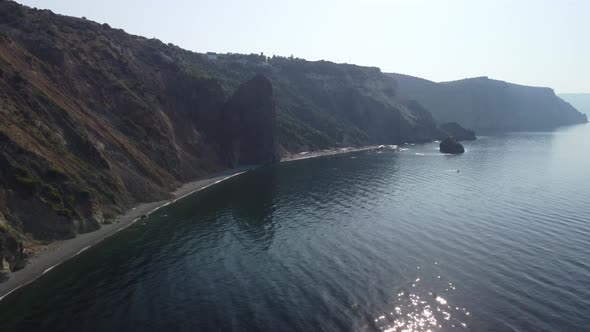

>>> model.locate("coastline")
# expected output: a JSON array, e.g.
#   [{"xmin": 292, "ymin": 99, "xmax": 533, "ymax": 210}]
[
  {"xmin": 0, "ymin": 166, "xmax": 255, "ymax": 301},
  {"xmin": 281, "ymin": 145, "xmax": 386, "ymax": 162},
  {"xmin": 0, "ymin": 145, "xmax": 388, "ymax": 301}
]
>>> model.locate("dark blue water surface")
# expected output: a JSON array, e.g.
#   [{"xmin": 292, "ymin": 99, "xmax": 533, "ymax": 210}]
[{"xmin": 1, "ymin": 124, "xmax": 589, "ymax": 332}]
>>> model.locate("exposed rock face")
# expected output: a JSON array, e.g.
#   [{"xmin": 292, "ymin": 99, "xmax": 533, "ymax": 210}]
[
  {"xmin": 440, "ymin": 137, "xmax": 465, "ymax": 154},
  {"xmin": 439, "ymin": 122, "xmax": 476, "ymax": 141},
  {"xmin": 221, "ymin": 75, "xmax": 278, "ymax": 166},
  {"xmin": 197, "ymin": 55, "xmax": 444, "ymax": 151},
  {"xmin": 389, "ymin": 74, "xmax": 588, "ymax": 132},
  {"xmin": 0, "ymin": 212, "xmax": 25, "ymax": 282}
]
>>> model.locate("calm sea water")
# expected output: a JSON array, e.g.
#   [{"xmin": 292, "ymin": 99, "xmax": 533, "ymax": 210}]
[{"xmin": 1, "ymin": 124, "xmax": 589, "ymax": 332}]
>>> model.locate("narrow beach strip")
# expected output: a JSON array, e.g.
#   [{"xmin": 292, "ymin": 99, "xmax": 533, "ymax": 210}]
[{"xmin": 0, "ymin": 166, "xmax": 255, "ymax": 301}]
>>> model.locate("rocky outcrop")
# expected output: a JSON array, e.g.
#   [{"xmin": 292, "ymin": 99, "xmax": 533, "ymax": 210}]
[
  {"xmin": 220, "ymin": 75, "xmax": 279, "ymax": 166},
  {"xmin": 0, "ymin": 213, "xmax": 26, "ymax": 282},
  {"xmin": 198, "ymin": 56, "xmax": 444, "ymax": 151},
  {"xmin": 440, "ymin": 137, "xmax": 465, "ymax": 154},
  {"xmin": 439, "ymin": 122, "xmax": 476, "ymax": 141},
  {"xmin": 389, "ymin": 73, "xmax": 588, "ymax": 132}
]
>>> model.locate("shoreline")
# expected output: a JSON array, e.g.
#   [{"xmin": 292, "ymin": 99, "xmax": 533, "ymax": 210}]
[
  {"xmin": 0, "ymin": 166, "xmax": 255, "ymax": 301},
  {"xmin": 0, "ymin": 145, "xmax": 389, "ymax": 301},
  {"xmin": 281, "ymin": 145, "xmax": 389, "ymax": 162}
]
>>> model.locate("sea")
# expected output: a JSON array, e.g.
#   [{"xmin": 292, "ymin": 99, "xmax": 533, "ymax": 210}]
[{"xmin": 1, "ymin": 124, "xmax": 589, "ymax": 332}]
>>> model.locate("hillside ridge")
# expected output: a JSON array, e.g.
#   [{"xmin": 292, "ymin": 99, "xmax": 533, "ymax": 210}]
[{"xmin": 389, "ymin": 73, "xmax": 587, "ymax": 132}]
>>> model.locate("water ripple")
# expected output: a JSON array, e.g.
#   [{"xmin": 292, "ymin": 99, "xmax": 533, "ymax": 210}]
[{"xmin": 2, "ymin": 126, "xmax": 590, "ymax": 331}]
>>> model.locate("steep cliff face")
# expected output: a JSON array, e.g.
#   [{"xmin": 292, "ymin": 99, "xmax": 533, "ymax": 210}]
[
  {"xmin": 0, "ymin": 2, "xmax": 278, "ymax": 277},
  {"xmin": 389, "ymin": 74, "xmax": 588, "ymax": 132},
  {"xmin": 220, "ymin": 75, "xmax": 279, "ymax": 166},
  {"xmin": 193, "ymin": 58, "xmax": 443, "ymax": 151},
  {"xmin": 559, "ymin": 94, "xmax": 590, "ymax": 116}
]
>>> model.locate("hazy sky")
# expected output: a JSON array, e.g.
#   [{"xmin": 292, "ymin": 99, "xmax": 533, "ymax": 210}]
[{"xmin": 17, "ymin": 0, "xmax": 590, "ymax": 93}]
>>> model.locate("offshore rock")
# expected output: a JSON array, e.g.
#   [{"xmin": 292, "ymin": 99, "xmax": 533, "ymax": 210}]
[
  {"xmin": 440, "ymin": 136, "xmax": 465, "ymax": 154},
  {"xmin": 221, "ymin": 75, "xmax": 279, "ymax": 167}
]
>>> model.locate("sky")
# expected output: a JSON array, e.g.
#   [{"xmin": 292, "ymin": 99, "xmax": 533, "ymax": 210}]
[{"xmin": 17, "ymin": 0, "xmax": 590, "ymax": 93}]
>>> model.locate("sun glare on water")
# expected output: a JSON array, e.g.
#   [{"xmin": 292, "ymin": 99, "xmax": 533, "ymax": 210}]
[{"xmin": 370, "ymin": 269, "xmax": 470, "ymax": 332}]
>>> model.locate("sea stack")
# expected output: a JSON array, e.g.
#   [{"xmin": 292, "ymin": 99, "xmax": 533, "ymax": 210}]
[
  {"xmin": 220, "ymin": 75, "xmax": 279, "ymax": 167},
  {"xmin": 440, "ymin": 136, "xmax": 465, "ymax": 154}
]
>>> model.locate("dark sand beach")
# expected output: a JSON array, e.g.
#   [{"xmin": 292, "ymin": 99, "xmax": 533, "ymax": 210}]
[{"xmin": 0, "ymin": 167, "xmax": 255, "ymax": 300}]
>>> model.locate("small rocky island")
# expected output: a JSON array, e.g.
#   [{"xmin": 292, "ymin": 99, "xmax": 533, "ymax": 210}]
[{"xmin": 440, "ymin": 136, "xmax": 465, "ymax": 154}]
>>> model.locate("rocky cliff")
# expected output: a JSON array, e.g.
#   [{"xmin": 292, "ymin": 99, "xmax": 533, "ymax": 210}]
[
  {"xmin": 220, "ymin": 75, "xmax": 279, "ymax": 166},
  {"xmin": 185, "ymin": 55, "xmax": 443, "ymax": 152},
  {"xmin": 0, "ymin": 1, "xmax": 443, "ymax": 278},
  {"xmin": 559, "ymin": 94, "xmax": 590, "ymax": 116},
  {"xmin": 389, "ymin": 73, "xmax": 588, "ymax": 133}
]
